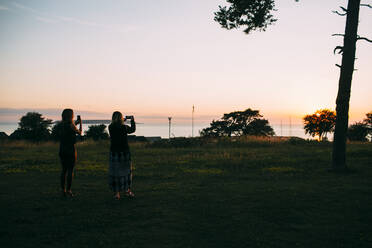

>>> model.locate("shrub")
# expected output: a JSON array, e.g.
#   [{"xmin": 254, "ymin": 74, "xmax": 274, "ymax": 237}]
[
  {"xmin": 348, "ymin": 122, "xmax": 369, "ymax": 142},
  {"xmin": 85, "ymin": 124, "xmax": 109, "ymax": 141}
]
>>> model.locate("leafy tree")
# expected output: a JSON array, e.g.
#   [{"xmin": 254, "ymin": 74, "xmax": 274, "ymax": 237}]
[
  {"xmin": 363, "ymin": 111, "xmax": 372, "ymax": 140},
  {"xmin": 84, "ymin": 124, "xmax": 108, "ymax": 141},
  {"xmin": 10, "ymin": 112, "xmax": 52, "ymax": 141},
  {"xmin": 201, "ymin": 108, "xmax": 274, "ymax": 137},
  {"xmin": 214, "ymin": 0, "xmax": 276, "ymax": 34},
  {"xmin": 245, "ymin": 118, "xmax": 275, "ymax": 136},
  {"xmin": 364, "ymin": 111, "xmax": 372, "ymax": 127},
  {"xmin": 50, "ymin": 122, "xmax": 63, "ymax": 141},
  {"xmin": 214, "ymin": 0, "xmax": 371, "ymax": 171},
  {"xmin": 347, "ymin": 122, "xmax": 369, "ymax": 141},
  {"xmin": 303, "ymin": 110, "xmax": 336, "ymax": 141},
  {"xmin": 200, "ymin": 120, "xmax": 231, "ymax": 137}
]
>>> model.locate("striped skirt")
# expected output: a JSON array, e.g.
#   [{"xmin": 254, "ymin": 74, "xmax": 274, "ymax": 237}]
[{"xmin": 108, "ymin": 152, "xmax": 132, "ymax": 192}]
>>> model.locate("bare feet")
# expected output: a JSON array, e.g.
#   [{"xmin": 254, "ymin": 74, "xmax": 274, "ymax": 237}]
[
  {"xmin": 66, "ymin": 191, "xmax": 74, "ymax": 197},
  {"xmin": 114, "ymin": 192, "xmax": 120, "ymax": 200},
  {"xmin": 126, "ymin": 189, "xmax": 135, "ymax": 198}
]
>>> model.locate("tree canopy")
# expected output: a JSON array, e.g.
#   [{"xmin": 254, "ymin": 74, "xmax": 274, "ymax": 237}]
[
  {"xmin": 303, "ymin": 109, "xmax": 336, "ymax": 141},
  {"xmin": 10, "ymin": 112, "xmax": 52, "ymax": 141},
  {"xmin": 200, "ymin": 108, "xmax": 274, "ymax": 137},
  {"xmin": 214, "ymin": 0, "xmax": 277, "ymax": 34},
  {"xmin": 347, "ymin": 122, "xmax": 369, "ymax": 141}
]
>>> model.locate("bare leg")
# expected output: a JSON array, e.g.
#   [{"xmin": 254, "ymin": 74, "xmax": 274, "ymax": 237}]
[
  {"xmin": 60, "ymin": 166, "xmax": 67, "ymax": 193},
  {"xmin": 66, "ymin": 167, "xmax": 74, "ymax": 195},
  {"xmin": 114, "ymin": 192, "xmax": 120, "ymax": 200}
]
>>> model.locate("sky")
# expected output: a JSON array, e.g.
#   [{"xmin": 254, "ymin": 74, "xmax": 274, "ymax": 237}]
[{"xmin": 0, "ymin": 0, "xmax": 371, "ymax": 125}]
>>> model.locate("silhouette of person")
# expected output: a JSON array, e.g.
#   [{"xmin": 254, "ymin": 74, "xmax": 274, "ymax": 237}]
[
  {"xmin": 108, "ymin": 111, "xmax": 136, "ymax": 200},
  {"xmin": 59, "ymin": 109, "xmax": 82, "ymax": 197}
]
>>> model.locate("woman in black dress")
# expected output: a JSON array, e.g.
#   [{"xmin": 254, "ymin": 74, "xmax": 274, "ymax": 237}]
[
  {"xmin": 59, "ymin": 109, "xmax": 82, "ymax": 197},
  {"xmin": 108, "ymin": 111, "xmax": 136, "ymax": 200}
]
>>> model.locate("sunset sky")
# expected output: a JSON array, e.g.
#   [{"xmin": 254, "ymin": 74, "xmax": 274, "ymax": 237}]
[{"xmin": 0, "ymin": 0, "xmax": 371, "ymax": 125}]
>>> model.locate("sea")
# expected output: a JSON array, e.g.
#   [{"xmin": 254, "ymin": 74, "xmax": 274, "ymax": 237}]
[{"xmin": 0, "ymin": 122, "xmax": 309, "ymax": 139}]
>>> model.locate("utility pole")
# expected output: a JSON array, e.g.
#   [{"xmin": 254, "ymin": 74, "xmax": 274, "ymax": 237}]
[
  {"xmin": 168, "ymin": 117, "xmax": 172, "ymax": 139},
  {"xmin": 192, "ymin": 105, "xmax": 195, "ymax": 137},
  {"xmin": 280, "ymin": 120, "xmax": 283, "ymax": 137}
]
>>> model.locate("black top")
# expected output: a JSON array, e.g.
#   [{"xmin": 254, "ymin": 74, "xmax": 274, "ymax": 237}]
[
  {"xmin": 109, "ymin": 120, "xmax": 136, "ymax": 153},
  {"xmin": 59, "ymin": 122, "xmax": 79, "ymax": 157}
]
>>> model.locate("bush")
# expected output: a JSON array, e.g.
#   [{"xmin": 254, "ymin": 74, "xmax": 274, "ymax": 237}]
[
  {"xmin": 85, "ymin": 124, "xmax": 109, "ymax": 141},
  {"xmin": 348, "ymin": 122, "xmax": 369, "ymax": 142},
  {"xmin": 50, "ymin": 122, "xmax": 63, "ymax": 141}
]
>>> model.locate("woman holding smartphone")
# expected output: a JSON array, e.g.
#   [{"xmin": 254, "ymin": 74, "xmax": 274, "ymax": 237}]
[
  {"xmin": 59, "ymin": 109, "xmax": 82, "ymax": 197},
  {"xmin": 108, "ymin": 111, "xmax": 136, "ymax": 200}
]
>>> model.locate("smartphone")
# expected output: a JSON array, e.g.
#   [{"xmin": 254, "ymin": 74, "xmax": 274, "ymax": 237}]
[{"xmin": 75, "ymin": 115, "xmax": 81, "ymax": 125}]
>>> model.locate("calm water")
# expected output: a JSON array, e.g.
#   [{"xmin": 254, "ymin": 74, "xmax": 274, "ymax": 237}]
[{"xmin": 0, "ymin": 122, "xmax": 309, "ymax": 139}]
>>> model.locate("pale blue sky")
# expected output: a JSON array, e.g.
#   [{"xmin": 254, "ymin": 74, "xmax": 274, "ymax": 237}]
[{"xmin": 0, "ymin": 0, "xmax": 371, "ymax": 124}]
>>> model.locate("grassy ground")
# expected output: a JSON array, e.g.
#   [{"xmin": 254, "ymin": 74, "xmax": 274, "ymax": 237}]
[{"xmin": 0, "ymin": 138, "xmax": 371, "ymax": 248}]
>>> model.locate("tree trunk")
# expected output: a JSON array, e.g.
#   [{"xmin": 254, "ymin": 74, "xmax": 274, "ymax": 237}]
[{"xmin": 332, "ymin": 0, "xmax": 361, "ymax": 170}]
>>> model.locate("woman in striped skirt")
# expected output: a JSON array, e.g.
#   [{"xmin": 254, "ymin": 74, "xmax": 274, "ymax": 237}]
[{"xmin": 108, "ymin": 111, "xmax": 136, "ymax": 200}]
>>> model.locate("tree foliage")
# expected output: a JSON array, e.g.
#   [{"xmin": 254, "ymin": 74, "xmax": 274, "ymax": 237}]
[
  {"xmin": 364, "ymin": 111, "xmax": 372, "ymax": 141},
  {"xmin": 200, "ymin": 108, "xmax": 274, "ymax": 137},
  {"xmin": 214, "ymin": 0, "xmax": 277, "ymax": 34},
  {"xmin": 364, "ymin": 111, "xmax": 372, "ymax": 127},
  {"xmin": 347, "ymin": 122, "xmax": 369, "ymax": 141},
  {"xmin": 303, "ymin": 109, "xmax": 336, "ymax": 141},
  {"xmin": 85, "ymin": 124, "xmax": 109, "ymax": 141},
  {"xmin": 50, "ymin": 122, "xmax": 63, "ymax": 141},
  {"xmin": 10, "ymin": 112, "xmax": 52, "ymax": 141},
  {"xmin": 347, "ymin": 111, "xmax": 372, "ymax": 142}
]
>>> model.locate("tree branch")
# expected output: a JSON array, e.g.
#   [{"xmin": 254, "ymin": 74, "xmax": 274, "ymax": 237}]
[
  {"xmin": 332, "ymin": 6, "xmax": 347, "ymax": 16},
  {"xmin": 357, "ymin": 36, "xmax": 372, "ymax": 43},
  {"xmin": 334, "ymin": 46, "xmax": 344, "ymax": 54},
  {"xmin": 335, "ymin": 64, "xmax": 341, "ymax": 68},
  {"xmin": 360, "ymin": 4, "xmax": 372, "ymax": 8},
  {"xmin": 332, "ymin": 34, "xmax": 345, "ymax": 37},
  {"xmin": 340, "ymin": 6, "xmax": 347, "ymax": 12},
  {"xmin": 332, "ymin": 10, "xmax": 347, "ymax": 16}
]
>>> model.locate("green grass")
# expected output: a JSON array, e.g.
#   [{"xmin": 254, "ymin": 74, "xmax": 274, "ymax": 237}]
[{"xmin": 0, "ymin": 139, "xmax": 371, "ymax": 248}]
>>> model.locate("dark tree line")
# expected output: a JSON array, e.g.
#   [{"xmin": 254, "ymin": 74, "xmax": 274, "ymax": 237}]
[
  {"xmin": 347, "ymin": 112, "xmax": 372, "ymax": 141},
  {"xmin": 9, "ymin": 112, "xmax": 109, "ymax": 142},
  {"xmin": 303, "ymin": 109, "xmax": 371, "ymax": 142},
  {"xmin": 214, "ymin": 0, "xmax": 371, "ymax": 171}
]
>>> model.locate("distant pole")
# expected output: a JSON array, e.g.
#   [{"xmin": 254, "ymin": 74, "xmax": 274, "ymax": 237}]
[
  {"xmin": 289, "ymin": 116, "xmax": 292, "ymax": 137},
  {"xmin": 280, "ymin": 120, "xmax": 283, "ymax": 137},
  {"xmin": 168, "ymin": 117, "xmax": 172, "ymax": 139},
  {"xmin": 192, "ymin": 105, "xmax": 195, "ymax": 137}
]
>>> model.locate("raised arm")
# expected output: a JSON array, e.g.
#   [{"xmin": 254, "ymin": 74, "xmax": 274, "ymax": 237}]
[
  {"xmin": 125, "ymin": 117, "xmax": 136, "ymax": 134},
  {"xmin": 72, "ymin": 121, "xmax": 82, "ymax": 136}
]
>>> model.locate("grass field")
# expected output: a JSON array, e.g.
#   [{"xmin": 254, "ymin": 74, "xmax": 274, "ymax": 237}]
[{"xmin": 0, "ymin": 138, "xmax": 371, "ymax": 248}]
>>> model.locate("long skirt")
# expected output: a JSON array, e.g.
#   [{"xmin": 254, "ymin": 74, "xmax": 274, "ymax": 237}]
[{"xmin": 108, "ymin": 152, "xmax": 132, "ymax": 192}]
